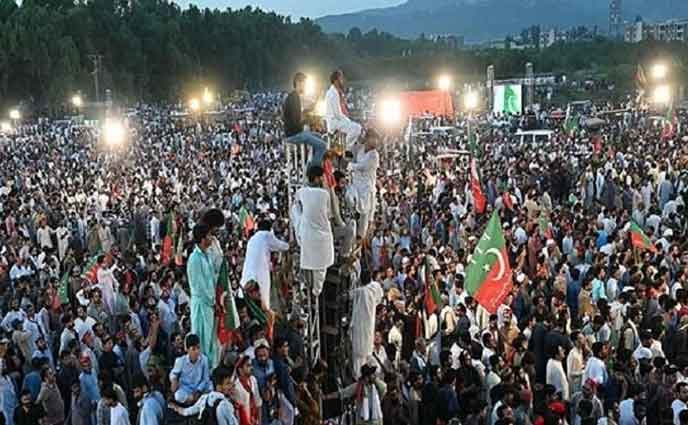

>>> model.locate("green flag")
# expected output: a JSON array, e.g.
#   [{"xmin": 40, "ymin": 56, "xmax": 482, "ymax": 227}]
[
  {"xmin": 218, "ymin": 259, "xmax": 240, "ymax": 330},
  {"xmin": 467, "ymin": 129, "xmax": 482, "ymax": 159},
  {"xmin": 564, "ymin": 114, "xmax": 579, "ymax": 135},
  {"xmin": 58, "ymin": 271, "xmax": 70, "ymax": 305},
  {"xmin": 504, "ymin": 85, "xmax": 519, "ymax": 114},
  {"xmin": 465, "ymin": 211, "xmax": 513, "ymax": 314}
]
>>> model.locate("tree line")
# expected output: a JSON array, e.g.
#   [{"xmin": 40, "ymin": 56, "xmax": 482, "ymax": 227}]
[{"xmin": 1, "ymin": 0, "xmax": 688, "ymax": 113}]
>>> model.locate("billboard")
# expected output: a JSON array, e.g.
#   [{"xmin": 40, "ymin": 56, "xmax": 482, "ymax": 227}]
[{"xmin": 493, "ymin": 84, "xmax": 522, "ymax": 115}]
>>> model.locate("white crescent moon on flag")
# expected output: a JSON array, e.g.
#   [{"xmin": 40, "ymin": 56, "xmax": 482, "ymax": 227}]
[{"xmin": 485, "ymin": 248, "xmax": 506, "ymax": 280}]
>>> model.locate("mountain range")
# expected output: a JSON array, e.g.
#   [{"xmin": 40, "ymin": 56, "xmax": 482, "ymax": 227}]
[{"xmin": 316, "ymin": 0, "xmax": 688, "ymax": 41}]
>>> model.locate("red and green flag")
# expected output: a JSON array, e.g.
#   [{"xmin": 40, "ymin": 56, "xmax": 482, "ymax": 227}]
[
  {"xmin": 81, "ymin": 254, "xmax": 101, "ymax": 283},
  {"xmin": 629, "ymin": 221, "xmax": 657, "ymax": 253},
  {"xmin": 424, "ymin": 276, "xmax": 442, "ymax": 314},
  {"xmin": 465, "ymin": 211, "xmax": 513, "ymax": 314},
  {"xmin": 470, "ymin": 158, "xmax": 487, "ymax": 214},
  {"xmin": 238, "ymin": 207, "xmax": 255, "ymax": 238}
]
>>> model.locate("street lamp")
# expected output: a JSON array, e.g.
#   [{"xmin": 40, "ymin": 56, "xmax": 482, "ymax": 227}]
[
  {"xmin": 202, "ymin": 88, "xmax": 214, "ymax": 105},
  {"xmin": 380, "ymin": 98, "xmax": 401, "ymax": 127},
  {"xmin": 437, "ymin": 75, "xmax": 452, "ymax": 91},
  {"xmin": 72, "ymin": 95, "xmax": 83, "ymax": 108},
  {"xmin": 189, "ymin": 98, "xmax": 200, "ymax": 112},
  {"xmin": 652, "ymin": 63, "xmax": 668, "ymax": 80},
  {"xmin": 464, "ymin": 91, "xmax": 479, "ymax": 110},
  {"xmin": 652, "ymin": 85, "xmax": 671, "ymax": 104},
  {"xmin": 304, "ymin": 75, "xmax": 316, "ymax": 98},
  {"xmin": 103, "ymin": 119, "xmax": 125, "ymax": 146},
  {"xmin": 9, "ymin": 109, "xmax": 20, "ymax": 121},
  {"xmin": 315, "ymin": 99, "xmax": 326, "ymax": 117}
]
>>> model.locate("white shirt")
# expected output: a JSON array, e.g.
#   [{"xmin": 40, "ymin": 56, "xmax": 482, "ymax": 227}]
[
  {"xmin": 672, "ymin": 399, "xmax": 687, "ymax": 425},
  {"xmin": 239, "ymin": 230, "xmax": 289, "ymax": 309},
  {"xmin": 619, "ymin": 399, "xmax": 638, "ymax": 425},
  {"xmin": 110, "ymin": 402, "xmax": 131, "ymax": 425},
  {"xmin": 292, "ymin": 186, "xmax": 334, "ymax": 271},
  {"xmin": 325, "ymin": 85, "xmax": 346, "ymax": 124},
  {"xmin": 546, "ymin": 358, "xmax": 570, "ymax": 401},
  {"xmin": 582, "ymin": 356, "xmax": 607, "ymax": 386}
]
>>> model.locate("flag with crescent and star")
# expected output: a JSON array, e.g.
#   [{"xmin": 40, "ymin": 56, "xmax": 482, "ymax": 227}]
[{"xmin": 465, "ymin": 211, "xmax": 513, "ymax": 314}]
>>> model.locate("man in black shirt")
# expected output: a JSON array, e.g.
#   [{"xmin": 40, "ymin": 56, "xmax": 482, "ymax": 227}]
[{"xmin": 283, "ymin": 72, "xmax": 328, "ymax": 167}]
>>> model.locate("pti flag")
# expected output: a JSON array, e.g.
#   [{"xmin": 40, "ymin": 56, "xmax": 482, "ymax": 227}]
[
  {"xmin": 470, "ymin": 158, "xmax": 487, "ymax": 214},
  {"xmin": 465, "ymin": 211, "xmax": 513, "ymax": 314},
  {"xmin": 629, "ymin": 221, "xmax": 657, "ymax": 253},
  {"xmin": 424, "ymin": 274, "xmax": 442, "ymax": 314}
]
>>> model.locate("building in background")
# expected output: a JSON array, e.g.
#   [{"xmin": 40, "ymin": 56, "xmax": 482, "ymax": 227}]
[
  {"xmin": 609, "ymin": 0, "xmax": 623, "ymax": 39},
  {"xmin": 625, "ymin": 18, "xmax": 688, "ymax": 42}
]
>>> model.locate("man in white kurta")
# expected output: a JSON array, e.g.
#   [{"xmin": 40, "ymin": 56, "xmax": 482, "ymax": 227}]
[
  {"xmin": 240, "ymin": 220, "xmax": 289, "ymax": 309},
  {"xmin": 325, "ymin": 70, "xmax": 362, "ymax": 150},
  {"xmin": 292, "ymin": 166, "xmax": 334, "ymax": 297},
  {"xmin": 350, "ymin": 280, "xmax": 384, "ymax": 380},
  {"xmin": 350, "ymin": 131, "xmax": 380, "ymax": 239},
  {"xmin": 96, "ymin": 255, "xmax": 118, "ymax": 314}
]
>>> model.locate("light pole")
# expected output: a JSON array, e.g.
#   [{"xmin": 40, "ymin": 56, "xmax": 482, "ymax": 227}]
[
  {"xmin": 437, "ymin": 75, "xmax": 452, "ymax": 91},
  {"xmin": 72, "ymin": 94, "xmax": 83, "ymax": 108},
  {"xmin": 202, "ymin": 88, "xmax": 214, "ymax": 107},
  {"xmin": 464, "ymin": 91, "xmax": 479, "ymax": 154}
]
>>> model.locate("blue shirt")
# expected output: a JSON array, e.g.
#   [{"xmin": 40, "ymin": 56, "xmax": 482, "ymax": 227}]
[
  {"xmin": 595, "ymin": 230, "xmax": 608, "ymax": 248},
  {"xmin": 138, "ymin": 391, "xmax": 165, "ymax": 425},
  {"xmin": 80, "ymin": 370, "xmax": 100, "ymax": 405},
  {"xmin": 22, "ymin": 371, "xmax": 41, "ymax": 400},
  {"xmin": 252, "ymin": 358, "xmax": 275, "ymax": 393},
  {"xmin": 170, "ymin": 354, "xmax": 211, "ymax": 397},
  {"xmin": 591, "ymin": 278, "xmax": 607, "ymax": 303}
]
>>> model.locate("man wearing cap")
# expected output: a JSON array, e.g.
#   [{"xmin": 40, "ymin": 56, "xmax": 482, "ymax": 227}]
[
  {"xmin": 78, "ymin": 353, "xmax": 100, "ymax": 423},
  {"xmin": 291, "ymin": 165, "xmax": 334, "ymax": 297},
  {"xmin": 251, "ymin": 338, "xmax": 275, "ymax": 394},
  {"xmin": 187, "ymin": 223, "xmax": 220, "ymax": 368},
  {"xmin": 233, "ymin": 355, "xmax": 263, "ymax": 425},
  {"xmin": 240, "ymin": 219, "xmax": 289, "ymax": 310}
]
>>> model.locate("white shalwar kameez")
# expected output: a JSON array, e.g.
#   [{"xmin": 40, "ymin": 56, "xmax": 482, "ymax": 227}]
[
  {"xmin": 291, "ymin": 186, "xmax": 334, "ymax": 296},
  {"xmin": 325, "ymin": 85, "xmax": 362, "ymax": 149},
  {"xmin": 351, "ymin": 280, "xmax": 384, "ymax": 380},
  {"xmin": 240, "ymin": 230, "xmax": 289, "ymax": 309},
  {"xmin": 351, "ymin": 146, "xmax": 380, "ymax": 238}
]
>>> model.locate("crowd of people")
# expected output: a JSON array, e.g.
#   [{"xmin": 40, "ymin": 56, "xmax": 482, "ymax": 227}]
[{"xmin": 0, "ymin": 69, "xmax": 688, "ymax": 425}]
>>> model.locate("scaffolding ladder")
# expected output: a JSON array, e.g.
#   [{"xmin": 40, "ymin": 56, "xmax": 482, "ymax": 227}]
[{"xmin": 285, "ymin": 142, "xmax": 321, "ymax": 368}]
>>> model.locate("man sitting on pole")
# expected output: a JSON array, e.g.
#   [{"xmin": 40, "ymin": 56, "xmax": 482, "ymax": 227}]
[
  {"xmin": 283, "ymin": 72, "xmax": 328, "ymax": 167},
  {"xmin": 325, "ymin": 70, "xmax": 362, "ymax": 151}
]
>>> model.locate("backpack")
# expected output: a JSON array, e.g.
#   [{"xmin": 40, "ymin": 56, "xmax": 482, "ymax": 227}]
[{"xmin": 199, "ymin": 398, "xmax": 223, "ymax": 425}]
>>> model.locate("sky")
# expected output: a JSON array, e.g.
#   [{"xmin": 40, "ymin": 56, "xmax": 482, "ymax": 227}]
[{"xmin": 173, "ymin": 0, "xmax": 404, "ymax": 18}]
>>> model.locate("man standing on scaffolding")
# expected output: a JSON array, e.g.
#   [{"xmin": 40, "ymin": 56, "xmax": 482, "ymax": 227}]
[
  {"xmin": 291, "ymin": 165, "xmax": 334, "ymax": 297},
  {"xmin": 283, "ymin": 72, "xmax": 328, "ymax": 167},
  {"xmin": 349, "ymin": 130, "xmax": 380, "ymax": 240},
  {"xmin": 325, "ymin": 70, "xmax": 362, "ymax": 151}
]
